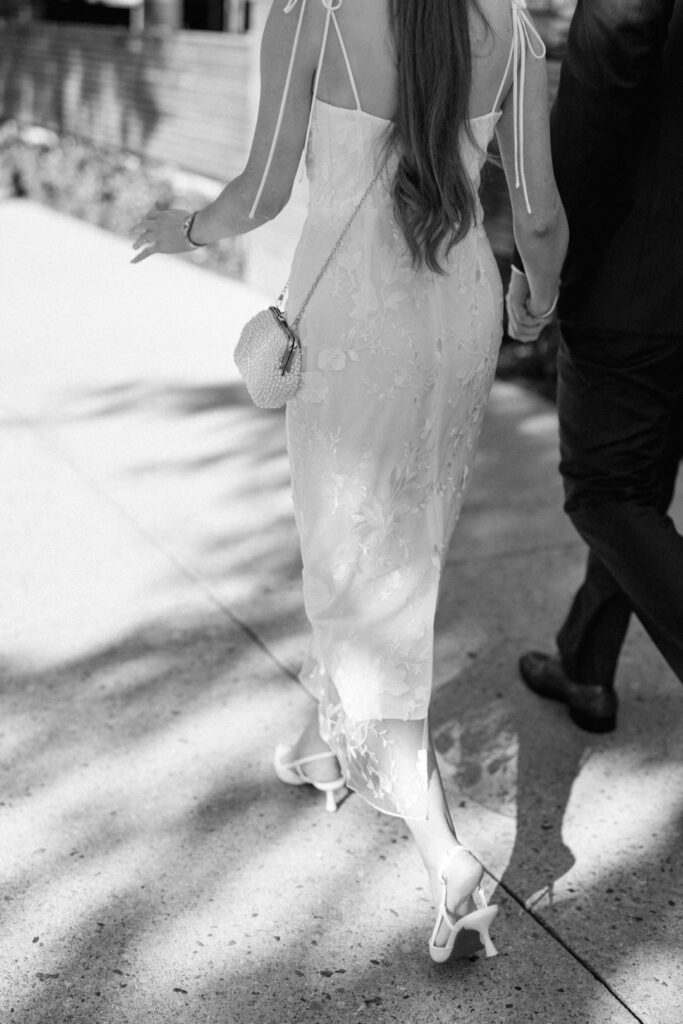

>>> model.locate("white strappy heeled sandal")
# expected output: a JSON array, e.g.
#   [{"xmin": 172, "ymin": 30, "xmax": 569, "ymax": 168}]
[
  {"xmin": 428, "ymin": 845, "xmax": 499, "ymax": 963},
  {"xmin": 273, "ymin": 744, "xmax": 346, "ymax": 813}
]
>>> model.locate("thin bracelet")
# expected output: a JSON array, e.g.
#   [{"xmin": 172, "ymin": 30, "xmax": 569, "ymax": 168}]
[
  {"xmin": 182, "ymin": 212, "xmax": 207, "ymax": 249},
  {"xmin": 511, "ymin": 266, "xmax": 558, "ymax": 319},
  {"xmin": 526, "ymin": 292, "xmax": 559, "ymax": 320}
]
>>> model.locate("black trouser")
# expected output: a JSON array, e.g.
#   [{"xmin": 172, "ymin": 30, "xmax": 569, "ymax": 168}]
[{"xmin": 555, "ymin": 325, "xmax": 683, "ymax": 687}]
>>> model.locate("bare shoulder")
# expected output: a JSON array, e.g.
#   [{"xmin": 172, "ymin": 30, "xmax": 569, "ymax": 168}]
[
  {"xmin": 264, "ymin": 0, "xmax": 386, "ymax": 60},
  {"xmin": 470, "ymin": 0, "xmax": 513, "ymax": 55},
  {"xmin": 259, "ymin": 0, "xmax": 322, "ymax": 68}
]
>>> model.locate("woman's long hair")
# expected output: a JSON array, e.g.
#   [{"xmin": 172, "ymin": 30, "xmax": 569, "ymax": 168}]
[{"xmin": 388, "ymin": 0, "xmax": 483, "ymax": 274}]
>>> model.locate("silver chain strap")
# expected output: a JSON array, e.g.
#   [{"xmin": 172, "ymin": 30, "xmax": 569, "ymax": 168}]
[{"xmin": 277, "ymin": 163, "xmax": 386, "ymax": 330}]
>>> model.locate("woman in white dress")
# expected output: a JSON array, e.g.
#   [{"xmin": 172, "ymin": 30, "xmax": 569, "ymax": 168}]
[{"xmin": 133, "ymin": 0, "xmax": 568, "ymax": 963}]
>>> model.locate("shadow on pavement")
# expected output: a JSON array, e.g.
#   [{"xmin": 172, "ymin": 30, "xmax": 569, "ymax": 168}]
[{"xmin": 2, "ymin": 339, "xmax": 681, "ymax": 1022}]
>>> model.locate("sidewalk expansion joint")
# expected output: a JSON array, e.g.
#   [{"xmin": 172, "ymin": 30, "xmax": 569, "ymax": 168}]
[
  {"xmin": 17, "ymin": 413, "xmax": 300, "ymax": 684},
  {"xmin": 101, "ymin": 498, "xmax": 302, "ymax": 684},
  {"xmin": 492, "ymin": 874, "xmax": 647, "ymax": 1024}
]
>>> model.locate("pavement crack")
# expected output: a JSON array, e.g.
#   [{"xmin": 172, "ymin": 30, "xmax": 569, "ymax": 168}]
[
  {"xmin": 491, "ymin": 874, "xmax": 648, "ymax": 1024},
  {"xmin": 12, "ymin": 413, "xmax": 300, "ymax": 683}
]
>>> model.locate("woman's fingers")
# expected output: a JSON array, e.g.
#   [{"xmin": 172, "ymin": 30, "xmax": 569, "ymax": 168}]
[
  {"xmin": 508, "ymin": 299, "xmax": 541, "ymax": 328},
  {"xmin": 130, "ymin": 245, "xmax": 157, "ymax": 265},
  {"xmin": 506, "ymin": 289, "xmax": 549, "ymax": 342},
  {"xmin": 507, "ymin": 307, "xmax": 545, "ymax": 342},
  {"xmin": 131, "ymin": 210, "xmax": 161, "ymax": 232},
  {"xmin": 129, "ymin": 208, "xmax": 189, "ymax": 263},
  {"xmin": 130, "ymin": 220, "xmax": 154, "ymax": 237}
]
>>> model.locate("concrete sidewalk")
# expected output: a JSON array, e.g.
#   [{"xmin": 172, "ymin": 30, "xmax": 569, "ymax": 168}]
[{"xmin": 1, "ymin": 198, "xmax": 681, "ymax": 1024}]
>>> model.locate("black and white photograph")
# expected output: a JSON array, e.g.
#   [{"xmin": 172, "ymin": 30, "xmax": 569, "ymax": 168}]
[{"xmin": 1, "ymin": 0, "xmax": 682, "ymax": 1021}]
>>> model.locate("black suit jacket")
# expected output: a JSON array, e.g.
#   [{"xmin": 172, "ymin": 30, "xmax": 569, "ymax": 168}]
[{"xmin": 552, "ymin": 0, "xmax": 683, "ymax": 335}]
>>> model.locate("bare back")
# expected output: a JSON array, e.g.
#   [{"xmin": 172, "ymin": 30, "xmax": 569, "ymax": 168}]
[{"xmin": 313, "ymin": 0, "xmax": 516, "ymax": 122}]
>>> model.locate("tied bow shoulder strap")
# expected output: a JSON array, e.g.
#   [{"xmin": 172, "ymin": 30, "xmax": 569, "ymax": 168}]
[
  {"xmin": 249, "ymin": 0, "xmax": 351, "ymax": 222},
  {"xmin": 491, "ymin": 0, "xmax": 547, "ymax": 215}
]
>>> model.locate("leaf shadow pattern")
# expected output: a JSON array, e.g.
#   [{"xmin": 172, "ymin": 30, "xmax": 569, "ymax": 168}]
[
  {"xmin": 3, "ymin": 371, "xmax": 682, "ymax": 1023},
  {"xmin": 429, "ymin": 634, "xmax": 683, "ymax": 1024},
  {"xmin": 5, "ymin": 595, "xmax": 676, "ymax": 1024}
]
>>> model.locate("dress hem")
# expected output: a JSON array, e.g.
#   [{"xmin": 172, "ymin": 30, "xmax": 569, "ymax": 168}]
[{"xmin": 339, "ymin": 778, "xmax": 429, "ymax": 822}]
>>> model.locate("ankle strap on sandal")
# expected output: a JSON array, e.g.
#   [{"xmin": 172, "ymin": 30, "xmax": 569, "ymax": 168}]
[{"xmin": 284, "ymin": 750, "xmax": 337, "ymax": 769}]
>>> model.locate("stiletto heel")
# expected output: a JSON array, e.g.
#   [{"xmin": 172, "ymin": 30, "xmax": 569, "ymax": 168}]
[
  {"xmin": 428, "ymin": 846, "xmax": 499, "ymax": 963},
  {"xmin": 273, "ymin": 744, "xmax": 346, "ymax": 813}
]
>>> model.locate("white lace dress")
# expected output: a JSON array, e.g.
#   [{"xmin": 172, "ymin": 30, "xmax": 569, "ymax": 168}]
[
  {"xmin": 258, "ymin": 0, "xmax": 544, "ymax": 820},
  {"xmin": 284, "ymin": 98, "xmax": 503, "ymax": 819}
]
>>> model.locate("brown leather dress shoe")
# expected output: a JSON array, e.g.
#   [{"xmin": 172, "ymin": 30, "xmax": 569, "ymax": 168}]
[{"xmin": 518, "ymin": 651, "xmax": 618, "ymax": 733}]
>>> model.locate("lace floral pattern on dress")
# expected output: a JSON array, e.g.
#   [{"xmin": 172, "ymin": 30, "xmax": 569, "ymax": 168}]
[{"xmin": 286, "ymin": 101, "xmax": 503, "ymax": 819}]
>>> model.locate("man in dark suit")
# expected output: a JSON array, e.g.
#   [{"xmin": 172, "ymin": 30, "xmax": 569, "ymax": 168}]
[{"xmin": 507, "ymin": 0, "xmax": 683, "ymax": 732}]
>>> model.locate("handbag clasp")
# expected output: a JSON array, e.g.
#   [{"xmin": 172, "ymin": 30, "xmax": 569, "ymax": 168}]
[{"xmin": 269, "ymin": 306, "xmax": 300, "ymax": 375}]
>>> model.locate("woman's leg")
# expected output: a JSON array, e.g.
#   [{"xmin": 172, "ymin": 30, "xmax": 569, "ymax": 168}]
[
  {"xmin": 405, "ymin": 733, "xmax": 485, "ymax": 944},
  {"xmin": 287, "ymin": 705, "xmax": 487, "ymax": 947},
  {"xmin": 292, "ymin": 709, "xmax": 478, "ymax": 895}
]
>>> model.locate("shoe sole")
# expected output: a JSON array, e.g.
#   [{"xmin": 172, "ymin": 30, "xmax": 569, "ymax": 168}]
[{"xmin": 569, "ymin": 707, "xmax": 617, "ymax": 733}]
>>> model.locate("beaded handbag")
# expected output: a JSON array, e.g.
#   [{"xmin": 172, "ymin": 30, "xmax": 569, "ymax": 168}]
[
  {"xmin": 234, "ymin": 166, "xmax": 383, "ymax": 410},
  {"xmin": 233, "ymin": 303, "xmax": 302, "ymax": 409}
]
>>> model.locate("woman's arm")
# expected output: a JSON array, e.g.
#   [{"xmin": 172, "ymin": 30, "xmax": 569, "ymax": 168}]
[
  {"xmin": 132, "ymin": 0, "xmax": 319, "ymax": 262},
  {"xmin": 495, "ymin": 48, "xmax": 568, "ymax": 318}
]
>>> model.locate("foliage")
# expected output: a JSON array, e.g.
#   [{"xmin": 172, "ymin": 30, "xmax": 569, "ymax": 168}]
[{"xmin": 0, "ymin": 119, "xmax": 244, "ymax": 279}]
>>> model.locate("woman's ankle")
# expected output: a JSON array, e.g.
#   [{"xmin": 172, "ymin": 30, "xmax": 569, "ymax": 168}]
[
  {"xmin": 290, "ymin": 708, "xmax": 341, "ymax": 783},
  {"xmin": 409, "ymin": 821, "xmax": 459, "ymax": 872}
]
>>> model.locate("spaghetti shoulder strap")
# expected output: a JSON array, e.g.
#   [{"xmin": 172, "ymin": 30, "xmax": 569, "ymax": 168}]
[
  {"xmin": 248, "ymin": 0, "xmax": 309, "ymax": 220},
  {"xmin": 329, "ymin": 6, "xmax": 362, "ymax": 111},
  {"xmin": 249, "ymin": 0, "xmax": 356, "ymax": 221},
  {"xmin": 491, "ymin": 0, "xmax": 546, "ymax": 215}
]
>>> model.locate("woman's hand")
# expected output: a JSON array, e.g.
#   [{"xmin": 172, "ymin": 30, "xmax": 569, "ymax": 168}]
[
  {"xmin": 506, "ymin": 267, "xmax": 555, "ymax": 343},
  {"xmin": 130, "ymin": 207, "xmax": 194, "ymax": 264}
]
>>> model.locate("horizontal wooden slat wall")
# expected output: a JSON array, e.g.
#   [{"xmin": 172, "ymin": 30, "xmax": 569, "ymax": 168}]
[{"xmin": 0, "ymin": 21, "xmax": 255, "ymax": 180}]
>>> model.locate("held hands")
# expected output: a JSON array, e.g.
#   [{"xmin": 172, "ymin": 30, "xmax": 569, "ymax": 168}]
[
  {"xmin": 505, "ymin": 266, "xmax": 558, "ymax": 343},
  {"xmin": 130, "ymin": 205, "xmax": 194, "ymax": 264}
]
